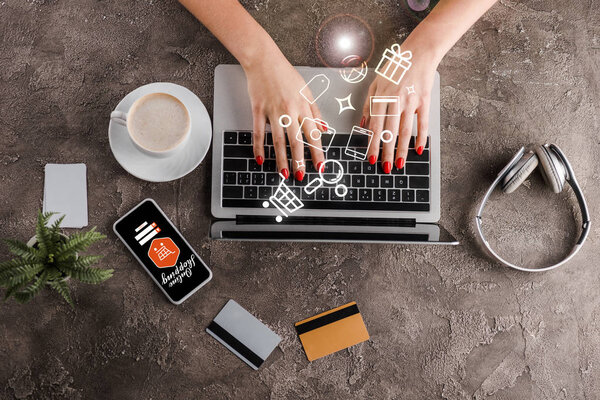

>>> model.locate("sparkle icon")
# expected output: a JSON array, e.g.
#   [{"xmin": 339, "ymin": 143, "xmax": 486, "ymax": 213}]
[
  {"xmin": 295, "ymin": 159, "xmax": 305, "ymax": 169},
  {"xmin": 335, "ymin": 94, "xmax": 356, "ymax": 115},
  {"xmin": 406, "ymin": 85, "xmax": 416, "ymax": 95}
]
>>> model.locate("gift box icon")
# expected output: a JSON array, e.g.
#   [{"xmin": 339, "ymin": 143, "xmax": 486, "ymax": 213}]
[{"xmin": 375, "ymin": 44, "xmax": 412, "ymax": 85}]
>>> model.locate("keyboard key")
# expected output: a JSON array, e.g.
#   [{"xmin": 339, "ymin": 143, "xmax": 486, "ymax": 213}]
[
  {"xmin": 259, "ymin": 187, "xmax": 272, "ymax": 199},
  {"xmin": 238, "ymin": 172, "xmax": 250, "ymax": 185},
  {"xmin": 315, "ymin": 188, "xmax": 329, "ymax": 201},
  {"xmin": 394, "ymin": 176, "xmax": 408, "ymax": 188},
  {"xmin": 392, "ymin": 165, "xmax": 404, "ymax": 175},
  {"xmin": 239, "ymin": 131, "xmax": 252, "ymax": 144},
  {"xmin": 265, "ymin": 132, "xmax": 273, "ymax": 145},
  {"xmin": 223, "ymin": 159, "xmax": 247, "ymax": 171},
  {"xmin": 263, "ymin": 160, "xmax": 277, "ymax": 172},
  {"xmin": 252, "ymin": 173, "xmax": 265, "ymax": 186},
  {"xmin": 408, "ymin": 137, "xmax": 430, "ymax": 149},
  {"xmin": 248, "ymin": 161, "xmax": 262, "ymax": 172},
  {"xmin": 402, "ymin": 189, "xmax": 415, "ymax": 202},
  {"xmin": 410, "ymin": 176, "xmax": 429, "ymax": 188},
  {"xmin": 301, "ymin": 188, "xmax": 315, "ymax": 200},
  {"xmin": 416, "ymin": 190, "xmax": 429, "ymax": 203},
  {"xmin": 223, "ymin": 186, "xmax": 243, "ymax": 198},
  {"xmin": 223, "ymin": 199, "xmax": 430, "ymax": 212},
  {"xmin": 348, "ymin": 161, "xmax": 361, "ymax": 174},
  {"xmin": 352, "ymin": 175, "xmax": 365, "ymax": 187},
  {"xmin": 374, "ymin": 189, "xmax": 386, "ymax": 202},
  {"xmin": 290, "ymin": 187, "xmax": 301, "ymax": 199},
  {"xmin": 359, "ymin": 189, "xmax": 372, "ymax": 201},
  {"xmin": 339, "ymin": 175, "xmax": 351, "ymax": 187},
  {"xmin": 244, "ymin": 186, "xmax": 257, "ymax": 199},
  {"xmin": 224, "ymin": 131, "xmax": 237, "ymax": 144},
  {"xmin": 388, "ymin": 189, "xmax": 401, "ymax": 201},
  {"xmin": 407, "ymin": 149, "xmax": 429, "ymax": 162},
  {"xmin": 363, "ymin": 163, "xmax": 376, "ymax": 174},
  {"xmin": 406, "ymin": 163, "xmax": 429, "ymax": 175},
  {"xmin": 266, "ymin": 173, "xmax": 279, "ymax": 185},
  {"xmin": 329, "ymin": 147, "xmax": 341, "ymax": 159},
  {"xmin": 269, "ymin": 146, "xmax": 277, "ymax": 159},
  {"xmin": 346, "ymin": 188, "xmax": 358, "ymax": 201},
  {"xmin": 223, "ymin": 172, "xmax": 236, "ymax": 185},
  {"xmin": 366, "ymin": 175, "xmax": 379, "ymax": 187},
  {"xmin": 330, "ymin": 187, "xmax": 345, "ymax": 200},
  {"xmin": 304, "ymin": 147, "xmax": 311, "ymax": 160},
  {"xmin": 381, "ymin": 176, "xmax": 393, "ymax": 188},
  {"xmin": 224, "ymin": 145, "xmax": 253, "ymax": 158}
]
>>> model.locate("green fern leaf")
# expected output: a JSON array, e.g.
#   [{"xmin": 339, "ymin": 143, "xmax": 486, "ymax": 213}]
[
  {"xmin": 48, "ymin": 279, "xmax": 74, "ymax": 307},
  {"xmin": 4, "ymin": 239, "xmax": 39, "ymax": 261},
  {"xmin": 13, "ymin": 270, "xmax": 49, "ymax": 303},
  {"xmin": 2, "ymin": 264, "xmax": 44, "ymax": 287},
  {"xmin": 49, "ymin": 214, "xmax": 65, "ymax": 236},
  {"xmin": 0, "ymin": 258, "xmax": 37, "ymax": 280},
  {"xmin": 56, "ymin": 229, "xmax": 106, "ymax": 261},
  {"xmin": 35, "ymin": 211, "xmax": 55, "ymax": 257},
  {"xmin": 68, "ymin": 266, "xmax": 113, "ymax": 284}
]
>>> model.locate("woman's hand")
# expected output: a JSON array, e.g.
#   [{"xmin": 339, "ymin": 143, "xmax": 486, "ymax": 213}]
[
  {"xmin": 361, "ymin": 38, "xmax": 440, "ymax": 173},
  {"xmin": 244, "ymin": 52, "xmax": 325, "ymax": 181}
]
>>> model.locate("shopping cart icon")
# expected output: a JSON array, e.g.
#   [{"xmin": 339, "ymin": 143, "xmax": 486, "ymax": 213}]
[
  {"xmin": 148, "ymin": 237, "xmax": 180, "ymax": 268},
  {"xmin": 262, "ymin": 173, "xmax": 304, "ymax": 222}
]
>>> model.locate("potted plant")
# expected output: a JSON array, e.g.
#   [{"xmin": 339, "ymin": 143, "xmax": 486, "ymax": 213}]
[{"xmin": 0, "ymin": 211, "xmax": 113, "ymax": 307}]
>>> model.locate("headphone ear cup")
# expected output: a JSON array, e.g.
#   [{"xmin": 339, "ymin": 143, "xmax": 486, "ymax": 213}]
[
  {"xmin": 501, "ymin": 151, "xmax": 539, "ymax": 193},
  {"xmin": 535, "ymin": 145, "xmax": 565, "ymax": 193}
]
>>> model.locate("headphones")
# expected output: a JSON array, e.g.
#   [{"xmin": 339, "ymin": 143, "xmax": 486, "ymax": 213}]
[{"xmin": 476, "ymin": 144, "xmax": 590, "ymax": 272}]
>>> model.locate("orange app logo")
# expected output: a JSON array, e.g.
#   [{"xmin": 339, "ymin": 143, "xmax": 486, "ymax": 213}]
[{"xmin": 148, "ymin": 238, "xmax": 180, "ymax": 268}]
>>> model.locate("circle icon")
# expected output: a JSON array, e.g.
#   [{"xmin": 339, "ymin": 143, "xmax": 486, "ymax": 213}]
[
  {"xmin": 339, "ymin": 55, "xmax": 368, "ymax": 84},
  {"xmin": 275, "ymin": 215, "xmax": 283, "ymax": 223},
  {"xmin": 279, "ymin": 114, "xmax": 292, "ymax": 128},
  {"xmin": 310, "ymin": 128, "xmax": 322, "ymax": 141},
  {"xmin": 335, "ymin": 184, "xmax": 348, "ymax": 197},
  {"xmin": 262, "ymin": 201, "xmax": 270, "ymax": 208},
  {"xmin": 381, "ymin": 130, "xmax": 394, "ymax": 144},
  {"xmin": 320, "ymin": 159, "xmax": 344, "ymax": 184}
]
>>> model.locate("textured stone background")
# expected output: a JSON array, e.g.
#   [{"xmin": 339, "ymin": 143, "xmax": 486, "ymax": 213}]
[{"xmin": 1, "ymin": 0, "xmax": 599, "ymax": 399}]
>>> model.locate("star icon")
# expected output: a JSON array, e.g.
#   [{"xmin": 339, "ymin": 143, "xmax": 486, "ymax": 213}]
[
  {"xmin": 335, "ymin": 94, "xmax": 356, "ymax": 115},
  {"xmin": 295, "ymin": 159, "xmax": 305, "ymax": 169},
  {"xmin": 406, "ymin": 85, "xmax": 416, "ymax": 95}
]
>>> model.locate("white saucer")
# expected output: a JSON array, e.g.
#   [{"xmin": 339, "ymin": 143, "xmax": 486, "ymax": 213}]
[{"xmin": 109, "ymin": 82, "xmax": 212, "ymax": 182}]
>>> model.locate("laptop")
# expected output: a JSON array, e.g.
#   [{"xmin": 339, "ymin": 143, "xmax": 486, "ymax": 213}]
[{"xmin": 210, "ymin": 64, "xmax": 457, "ymax": 244}]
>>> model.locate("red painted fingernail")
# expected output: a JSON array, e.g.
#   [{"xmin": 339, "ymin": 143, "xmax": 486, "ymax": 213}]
[
  {"xmin": 369, "ymin": 155, "xmax": 376, "ymax": 165},
  {"xmin": 360, "ymin": 116, "xmax": 366, "ymax": 128},
  {"xmin": 295, "ymin": 170, "xmax": 305, "ymax": 181},
  {"xmin": 281, "ymin": 168, "xmax": 289, "ymax": 179},
  {"xmin": 395, "ymin": 157, "xmax": 405, "ymax": 170},
  {"xmin": 383, "ymin": 161, "xmax": 391, "ymax": 174},
  {"xmin": 416, "ymin": 146, "xmax": 424, "ymax": 155},
  {"xmin": 256, "ymin": 155, "xmax": 264, "ymax": 165},
  {"xmin": 317, "ymin": 161, "xmax": 324, "ymax": 173},
  {"xmin": 319, "ymin": 122, "xmax": 327, "ymax": 132}
]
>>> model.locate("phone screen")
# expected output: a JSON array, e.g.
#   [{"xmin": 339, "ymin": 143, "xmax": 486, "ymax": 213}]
[{"xmin": 113, "ymin": 199, "xmax": 212, "ymax": 304}]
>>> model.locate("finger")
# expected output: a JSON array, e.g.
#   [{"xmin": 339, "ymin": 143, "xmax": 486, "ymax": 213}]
[
  {"xmin": 309, "ymin": 102, "xmax": 325, "ymax": 131},
  {"xmin": 252, "ymin": 108, "xmax": 266, "ymax": 166},
  {"xmin": 270, "ymin": 113, "xmax": 290, "ymax": 179},
  {"xmin": 366, "ymin": 99, "xmax": 386, "ymax": 165},
  {"xmin": 415, "ymin": 101, "xmax": 430, "ymax": 156},
  {"xmin": 381, "ymin": 113, "xmax": 400, "ymax": 174},
  {"xmin": 287, "ymin": 115, "xmax": 306, "ymax": 181},
  {"xmin": 299, "ymin": 114, "xmax": 325, "ymax": 172},
  {"xmin": 395, "ymin": 109, "xmax": 416, "ymax": 171},
  {"xmin": 361, "ymin": 81, "xmax": 377, "ymax": 130}
]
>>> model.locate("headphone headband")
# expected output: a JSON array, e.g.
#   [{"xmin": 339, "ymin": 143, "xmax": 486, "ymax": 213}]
[{"xmin": 475, "ymin": 145, "xmax": 590, "ymax": 272}]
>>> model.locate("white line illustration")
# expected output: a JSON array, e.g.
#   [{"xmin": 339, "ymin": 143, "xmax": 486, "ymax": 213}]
[
  {"xmin": 134, "ymin": 221, "xmax": 161, "ymax": 246},
  {"xmin": 262, "ymin": 173, "xmax": 304, "ymax": 222},
  {"xmin": 375, "ymin": 44, "xmax": 412, "ymax": 85},
  {"xmin": 299, "ymin": 74, "xmax": 330, "ymax": 104},
  {"xmin": 339, "ymin": 55, "xmax": 368, "ymax": 84},
  {"xmin": 381, "ymin": 130, "xmax": 394, "ymax": 144},
  {"xmin": 335, "ymin": 94, "xmax": 355, "ymax": 115},
  {"xmin": 304, "ymin": 159, "xmax": 347, "ymax": 198},
  {"xmin": 344, "ymin": 126, "xmax": 374, "ymax": 161},
  {"xmin": 295, "ymin": 159, "xmax": 305, "ymax": 169},
  {"xmin": 369, "ymin": 96, "xmax": 400, "ymax": 117},
  {"xmin": 406, "ymin": 85, "xmax": 416, "ymax": 95},
  {"xmin": 279, "ymin": 114, "xmax": 292, "ymax": 128},
  {"xmin": 295, "ymin": 117, "xmax": 337, "ymax": 153}
]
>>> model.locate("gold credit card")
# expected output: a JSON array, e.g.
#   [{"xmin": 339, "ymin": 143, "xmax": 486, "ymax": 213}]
[{"xmin": 295, "ymin": 301, "xmax": 369, "ymax": 361}]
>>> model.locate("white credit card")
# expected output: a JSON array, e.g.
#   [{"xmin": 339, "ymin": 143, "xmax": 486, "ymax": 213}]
[
  {"xmin": 43, "ymin": 163, "xmax": 88, "ymax": 228},
  {"xmin": 207, "ymin": 300, "xmax": 281, "ymax": 370}
]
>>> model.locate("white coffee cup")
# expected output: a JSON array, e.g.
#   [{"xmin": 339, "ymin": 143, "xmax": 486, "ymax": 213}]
[{"xmin": 110, "ymin": 92, "xmax": 191, "ymax": 158}]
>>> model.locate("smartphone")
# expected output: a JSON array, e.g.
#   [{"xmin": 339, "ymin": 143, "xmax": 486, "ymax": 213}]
[{"xmin": 113, "ymin": 198, "xmax": 212, "ymax": 304}]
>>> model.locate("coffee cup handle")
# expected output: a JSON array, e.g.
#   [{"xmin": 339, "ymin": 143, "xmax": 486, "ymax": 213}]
[{"xmin": 110, "ymin": 111, "xmax": 128, "ymax": 127}]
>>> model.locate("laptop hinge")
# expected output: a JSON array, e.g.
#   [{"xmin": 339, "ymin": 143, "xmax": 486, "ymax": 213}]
[{"xmin": 235, "ymin": 215, "xmax": 417, "ymax": 227}]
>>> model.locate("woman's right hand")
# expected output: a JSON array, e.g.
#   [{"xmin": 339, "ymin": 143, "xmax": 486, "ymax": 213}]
[{"xmin": 243, "ymin": 50, "xmax": 326, "ymax": 182}]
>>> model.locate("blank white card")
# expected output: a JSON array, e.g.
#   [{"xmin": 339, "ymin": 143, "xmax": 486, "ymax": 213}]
[{"xmin": 43, "ymin": 164, "xmax": 88, "ymax": 228}]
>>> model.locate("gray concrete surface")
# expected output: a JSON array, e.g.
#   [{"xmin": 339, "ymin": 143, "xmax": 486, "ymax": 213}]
[{"xmin": 0, "ymin": 0, "xmax": 599, "ymax": 398}]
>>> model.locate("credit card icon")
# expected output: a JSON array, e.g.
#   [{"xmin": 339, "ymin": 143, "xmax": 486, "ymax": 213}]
[
  {"xmin": 369, "ymin": 96, "xmax": 400, "ymax": 117},
  {"xmin": 295, "ymin": 301, "xmax": 369, "ymax": 361}
]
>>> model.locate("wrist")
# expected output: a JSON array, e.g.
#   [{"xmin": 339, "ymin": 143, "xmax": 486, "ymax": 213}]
[{"xmin": 238, "ymin": 33, "xmax": 283, "ymax": 72}]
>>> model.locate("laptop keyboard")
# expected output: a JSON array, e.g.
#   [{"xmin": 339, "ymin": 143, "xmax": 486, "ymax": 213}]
[{"xmin": 221, "ymin": 130, "xmax": 431, "ymax": 212}]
